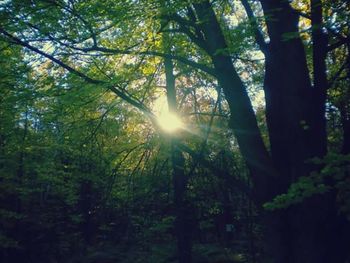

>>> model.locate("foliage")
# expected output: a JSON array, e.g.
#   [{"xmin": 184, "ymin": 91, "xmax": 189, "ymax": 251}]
[
  {"xmin": 264, "ymin": 153, "xmax": 350, "ymax": 214},
  {"xmin": 0, "ymin": 0, "xmax": 349, "ymax": 262}
]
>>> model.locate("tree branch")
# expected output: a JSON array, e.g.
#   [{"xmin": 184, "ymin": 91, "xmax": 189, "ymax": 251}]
[
  {"xmin": 177, "ymin": 143, "xmax": 251, "ymax": 196},
  {"xmin": 327, "ymin": 37, "xmax": 350, "ymax": 52},
  {"xmin": 0, "ymin": 28, "xmax": 153, "ymax": 117},
  {"xmin": 241, "ymin": 0, "xmax": 268, "ymax": 55}
]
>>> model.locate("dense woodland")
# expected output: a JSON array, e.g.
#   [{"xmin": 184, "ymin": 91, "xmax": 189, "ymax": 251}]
[{"xmin": 0, "ymin": 0, "xmax": 350, "ymax": 262}]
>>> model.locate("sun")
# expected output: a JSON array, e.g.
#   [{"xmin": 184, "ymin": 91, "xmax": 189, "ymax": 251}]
[{"xmin": 157, "ymin": 111, "xmax": 183, "ymax": 133}]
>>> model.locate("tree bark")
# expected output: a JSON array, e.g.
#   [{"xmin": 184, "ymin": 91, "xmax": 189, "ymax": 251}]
[
  {"xmin": 259, "ymin": 0, "xmax": 318, "ymax": 183},
  {"xmin": 258, "ymin": 1, "xmax": 348, "ymax": 262}
]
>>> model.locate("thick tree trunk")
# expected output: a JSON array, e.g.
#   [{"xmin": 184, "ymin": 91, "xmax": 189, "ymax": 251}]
[
  {"xmin": 260, "ymin": 0, "xmax": 319, "ymax": 182},
  {"xmin": 259, "ymin": 1, "xmax": 348, "ymax": 262}
]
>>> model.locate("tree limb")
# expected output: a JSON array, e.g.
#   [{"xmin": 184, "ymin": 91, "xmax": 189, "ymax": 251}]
[
  {"xmin": 0, "ymin": 28, "xmax": 153, "ymax": 117},
  {"xmin": 241, "ymin": 0, "xmax": 268, "ymax": 55}
]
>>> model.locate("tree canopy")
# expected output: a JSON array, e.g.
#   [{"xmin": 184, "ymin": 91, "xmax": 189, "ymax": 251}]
[{"xmin": 0, "ymin": 0, "xmax": 350, "ymax": 262}]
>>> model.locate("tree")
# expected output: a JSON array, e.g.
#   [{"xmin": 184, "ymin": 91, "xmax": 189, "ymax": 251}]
[{"xmin": 1, "ymin": 0, "xmax": 349, "ymax": 262}]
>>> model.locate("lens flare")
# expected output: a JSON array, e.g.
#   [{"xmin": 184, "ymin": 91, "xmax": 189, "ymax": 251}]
[{"xmin": 157, "ymin": 111, "xmax": 183, "ymax": 133}]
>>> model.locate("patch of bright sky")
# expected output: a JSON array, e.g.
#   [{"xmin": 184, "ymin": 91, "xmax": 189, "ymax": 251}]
[
  {"xmin": 152, "ymin": 89, "xmax": 168, "ymax": 116},
  {"xmin": 0, "ymin": 0, "xmax": 10, "ymax": 6},
  {"xmin": 219, "ymin": 0, "xmax": 266, "ymax": 110},
  {"xmin": 152, "ymin": 77, "xmax": 266, "ymax": 128},
  {"xmin": 233, "ymin": 49, "xmax": 266, "ymax": 110},
  {"xmin": 24, "ymin": 42, "xmax": 56, "ymax": 70}
]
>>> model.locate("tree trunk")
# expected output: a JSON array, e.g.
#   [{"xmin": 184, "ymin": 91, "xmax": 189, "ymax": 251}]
[
  {"xmin": 171, "ymin": 144, "xmax": 192, "ymax": 263},
  {"xmin": 164, "ymin": 1, "xmax": 350, "ymax": 261},
  {"xmin": 192, "ymin": 1, "xmax": 277, "ymax": 204},
  {"xmin": 311, "ymin": 0, "xmax": 328, "ymax": 157},
  {"xmin": 259, "ymin": 1, "xmax": 348, "ymax": 262},
  {"xmin": 260, "ymin": 0, "xmax": 319, "ymax": 183},
  {"xmin": 340, "ymin": 105, "xmax": 350, "ymax": 155},
  {"xmin": 341, "ymin": 43, "xmax": 350, "ymax": 155},
  {"xmin": 189, "ymin": 1, "xmax": 349, "ymax": 262},
  {"xmin": 163, "ymin": 30, "xmax": 192, "ymax": 262}
]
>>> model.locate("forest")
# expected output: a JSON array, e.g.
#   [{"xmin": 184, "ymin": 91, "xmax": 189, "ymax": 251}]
[{"xmin": 0, "ymin": 0, "xmax": 350, "ymax": 262}]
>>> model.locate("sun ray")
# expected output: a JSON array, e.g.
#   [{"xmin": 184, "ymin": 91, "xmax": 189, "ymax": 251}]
[{"xmin": 157, "ymin": 111, "xmax": 183, "ymax": 133}]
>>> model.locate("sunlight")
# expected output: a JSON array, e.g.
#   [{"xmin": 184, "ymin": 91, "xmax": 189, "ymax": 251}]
[
  {"xmin": 152, "ymin": 93, "xmax": 183, "ymax": 133},
  {"xmin": 157, "ymin": 111, "xmax": 183, "ymax": 133}
]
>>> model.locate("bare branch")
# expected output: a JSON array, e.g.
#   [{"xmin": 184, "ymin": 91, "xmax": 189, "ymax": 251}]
[
  {"xmin": 177, "ymin": 143, "xmax": 251, "ymax": 196},
  {"xmin": 241, "ymin": 0, "xmax": 268, "ymax": 55},
  {"xmin": 0, "ymin": 28, "xmax": 153, "ymax": 117},
  {"xmin": 327, "ymin": 37, "xmax": 350, "ymax": 52}
]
